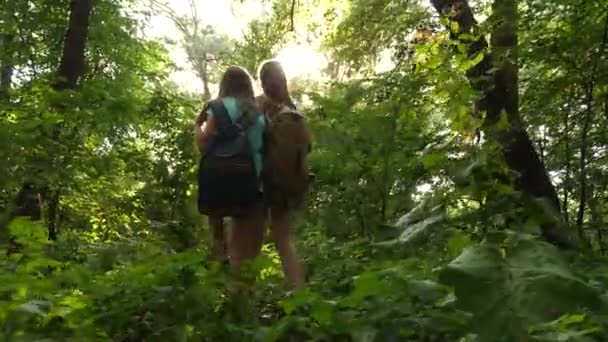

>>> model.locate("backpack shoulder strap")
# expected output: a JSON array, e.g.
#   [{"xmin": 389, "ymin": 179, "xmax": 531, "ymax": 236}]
[
  {"xmin": 277, "ymin": 104, "xmax": 305, "ymax": 118},
  {"xmin": 275, "ymin": 103, "xmax": 311, "ymax": 153},
  {"xmin": 206, "ymin": 98, "xmax": 231, "ymax": 130},
  {"xmin": 233, "ymin": 99, "xmax": 263, "ymax": 132}
]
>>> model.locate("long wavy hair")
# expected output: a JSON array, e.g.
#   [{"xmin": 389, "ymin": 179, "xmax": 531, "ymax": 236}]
[
  {"xmin": 218, "ymin": 66, "xmax": 258, "ymax": 121},
  {"xmin": 258, "ymin": 60, "xmax": 296, "ymax": 108}
]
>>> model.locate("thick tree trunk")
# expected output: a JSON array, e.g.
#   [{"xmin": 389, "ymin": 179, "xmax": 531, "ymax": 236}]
[
  {"xmin": 54, "ymin": 0, "xmax": 93, "ymax": 90},
  {"xmin": 430, "ymin": 0, "xmax": 575, "ymax": 248},
  {"xmin": 11, "ymin": 0, "xmax": 92, "ymax": 241}
]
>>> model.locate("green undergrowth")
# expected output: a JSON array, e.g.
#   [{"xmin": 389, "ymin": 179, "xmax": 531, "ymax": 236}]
[{"xmin": 2, "ymin": 217, "xmax": 608, "ymax": 341}]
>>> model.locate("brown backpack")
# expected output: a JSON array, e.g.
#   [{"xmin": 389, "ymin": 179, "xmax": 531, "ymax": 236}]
[{"xmin": 258, "ymin": 96, "xmax": 312, "ymax": 206}]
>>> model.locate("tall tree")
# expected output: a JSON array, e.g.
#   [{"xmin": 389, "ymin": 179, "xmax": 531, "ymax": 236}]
[
  {"xmin": 47, "ymin": 0, "xmax": 93, "ymax": 240},
  {"xmin": 12, "ymin": 0, "xmax": 93, "ymax": 240},
  {"xmin": 151, "ymin": 0, "xmax": 232, "ymax": 99},
  {"xmin": 429, "ymin": 0, "xmax": 575, "ymax": 247}
]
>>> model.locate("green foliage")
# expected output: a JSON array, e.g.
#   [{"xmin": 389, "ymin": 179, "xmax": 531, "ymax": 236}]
[
  {"xmin": 305, "ymin": 74, "xmax": 435, "ymax": 237},
  {"xmin": 324, "ymin": 0, "xmax": 429, "ymax": 75},
  {"xmin": 6, "ymin": 216, "xmax": 608, "ymax": 341},
  {"xmin": 222, "ymin": 0, "xmax": 296, "ymax": 76},
  {"xmin": 2, "ymin": 0, "xmax": 608, "ymax": 340},
  {"xmin": 440, "ymin": 230, "xmax": 607, "ymax": 340}
]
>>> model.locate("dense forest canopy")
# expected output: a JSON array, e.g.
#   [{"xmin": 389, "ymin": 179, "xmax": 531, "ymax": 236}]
[{"xmin": 1, "ymin": 0, "xmax": 608, "ymax": 340}]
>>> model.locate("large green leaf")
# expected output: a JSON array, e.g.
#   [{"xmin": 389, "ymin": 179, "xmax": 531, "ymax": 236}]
[{"xmin": 439, "ymin": 231, "xmax": 605, "ymax": 341}]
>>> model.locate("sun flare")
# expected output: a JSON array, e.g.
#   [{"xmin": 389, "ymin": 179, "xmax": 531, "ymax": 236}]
[
  {"xmin": 274, "ymin": 42, "xmax": 328, "ymax": 81},
  {"xmin": 145, "ymin": 0, "xmax": 328, "ymax": 91}
]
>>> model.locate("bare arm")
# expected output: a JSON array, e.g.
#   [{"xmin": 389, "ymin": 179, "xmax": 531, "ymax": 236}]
[
  {"xmin": 194, "ymin": 111, "xmax": 217, "ymax": 152},
  {"xmin": 193, "ymin": 110, "xmax": 206, "ymax": 153}
]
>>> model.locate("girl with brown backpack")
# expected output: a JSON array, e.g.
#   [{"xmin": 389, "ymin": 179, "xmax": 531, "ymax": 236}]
[{"xmin": 256, "ymin": 60, "xmax": 312, "ymax": 289}]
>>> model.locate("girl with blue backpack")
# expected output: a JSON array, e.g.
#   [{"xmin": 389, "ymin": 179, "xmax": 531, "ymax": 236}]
[{"xmin": 193, "ymin": 66, "xmax": 266, "ymax": 269}]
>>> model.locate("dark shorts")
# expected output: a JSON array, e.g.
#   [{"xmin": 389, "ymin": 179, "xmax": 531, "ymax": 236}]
[
  {"xmin": 200, "ymin": 192, "xmax": 264, "ymax": 218},
  {"xmin": 197, "ymin": 157, "xmax": 264, "ymax": 218}
]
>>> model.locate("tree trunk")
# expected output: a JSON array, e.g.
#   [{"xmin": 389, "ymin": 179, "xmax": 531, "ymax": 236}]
[
  {"xmin": 588, "ymin": 187, "xmax": 605, "ymax": 255},
  {"xmin": 605, "ymin": 94, "xmax": 608, "ymax": 122},
  {"xmin": 201, "ymin": 57, "xmax": 211, "ymax": 100},
  {"xmin": 11, "ymin": 0, "xmax": 93, "ymax": 241},
  {"xmin": 47, "ymin": 0, "xmax": 92, "ymax": 240},
  {"xmin": 0, "ymin": 33, "xmax": 14, "ymax": 99},
  {"xmin": 561, "ymin": 87, "xmax": 574, "ymax": 225},
  {"xmin": 45, "ymin": 190, "xmax": 60, "ymax": 241},
  {"xmin": 576, "ymin": 81, "xmax": 593, "ymax": 241},
  {"xmin": 575, "ymin": 13, "xmax": 608, "ymax": 245},
  {"xmin": 538, "ymin": 129, "xmax": 546, "ymax": 168},
  {"xmin": 430, "ymin": 0, "xmax": 575, "ymax": 248},
  {"xmin": 379, "ymin": 107, "xmax": 398, "ymax": 223},
  {"xmin": 54, "ymin": 0, "xmax": 93, "ymax": 90},
  {"xmin": 0, "ymin": 2, "xmax": 15, "ymax": 100}
]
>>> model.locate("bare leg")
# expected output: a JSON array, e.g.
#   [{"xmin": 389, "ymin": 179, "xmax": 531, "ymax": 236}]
[
  {"xmin": 270, "ymin": 206, "xmax": 305, "ymax": 289},
  {"xmin": 225, "ymin": 210, "xmax": 265, "ymax": 319},
  {"xmin": 208, "ymin": 215, "xmax": 227, "ymax": 262},
  {"xmin": 229, "ymin": 208, "xmax": 266, "ymax": 269}
]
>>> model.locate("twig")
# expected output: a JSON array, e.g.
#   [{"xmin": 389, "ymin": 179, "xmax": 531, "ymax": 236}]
[
  {"xmin": 149, "ymin": 0, "xmax": 191, "ymax": 35},
  {"xmin": 290, "ymin": 0, "xmax": 296, "ymax": 31},
  {"xmin": 188, "ymin": 0, "xmax": 199, "ymax": 33}
]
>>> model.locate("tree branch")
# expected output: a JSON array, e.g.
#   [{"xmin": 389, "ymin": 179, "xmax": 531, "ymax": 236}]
[
  {"xmin": 290, "ymin": 0, "xmax": 296, "ymax": 31},
  {"xmin": 150, "ymin": 0, "xmax": 192, "ymax": 36}
]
